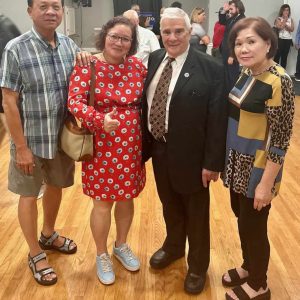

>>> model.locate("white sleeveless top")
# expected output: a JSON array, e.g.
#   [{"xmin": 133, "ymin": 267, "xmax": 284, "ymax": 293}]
[{"xmin": 278, "ymin": 17, "xmax": 293, "ymax": 39}]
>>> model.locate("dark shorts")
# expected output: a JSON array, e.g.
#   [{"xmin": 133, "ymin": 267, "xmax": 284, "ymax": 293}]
[{"xmin": 8, "ymin": 147, "xmax": 75, "ymax": 197}]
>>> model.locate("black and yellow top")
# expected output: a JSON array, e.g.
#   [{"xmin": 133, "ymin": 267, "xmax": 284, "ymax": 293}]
[{"xmin": 222, "ymin": 64, "xmax": 295, "ymax": 198}]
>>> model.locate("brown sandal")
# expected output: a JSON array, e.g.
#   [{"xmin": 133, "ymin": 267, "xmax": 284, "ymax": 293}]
[
  {"xmin": 28, "ymin": 252, "xmax": 57, "ymax": 286},
  {"xmin": 222, "ymin": 268, "xmax": 249, "ymax": 287},
  {"xmin": 38, "ymin": 231, "xmax": 77, "ymax": 254}
]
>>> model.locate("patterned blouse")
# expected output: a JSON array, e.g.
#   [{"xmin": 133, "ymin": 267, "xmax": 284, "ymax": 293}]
[{"xmin": 222, "ymin": 64, "xmax": 295, "ymax": 199}]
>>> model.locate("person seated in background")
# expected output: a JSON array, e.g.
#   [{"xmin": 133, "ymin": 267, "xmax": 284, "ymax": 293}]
[
  {"xmin": 222, "ymin": 17, "xmax": 295, "ymax": 300},
  {"xmin": 123, "ymin": 9, "xmax": 160, "ymax": 67},
  {"xmin": 190, "ymin": 7, "xmax": 210, "ymax": 53},
  {"xmin": 68, "ymin": 16, "xmax": 147, "ymax": 285}
]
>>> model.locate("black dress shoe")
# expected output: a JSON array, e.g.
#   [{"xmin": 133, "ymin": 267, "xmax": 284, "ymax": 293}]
[
  {"xmin": 184, "ymin": 272, "xmax": 206, "ymax": 294},
  {"xmin": 149, "ymin": 248, "xmax": 184, "ymax": 269}
]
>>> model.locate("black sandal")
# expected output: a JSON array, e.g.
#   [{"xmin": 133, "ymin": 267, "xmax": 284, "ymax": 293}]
[
  {"xmin": 225, "ymin": 286, "xmax": 271, "ymax": 300},
  {"xmin": 39, "ymin": 231, "xmax": 77, "ymax": 254},
  {"xmin": 222, "ymin": 268, "xmax": 249, "ymax": 287},
  {"xmin": 28, "ymin": 252, "xmax": 57, "ymax": 286}
]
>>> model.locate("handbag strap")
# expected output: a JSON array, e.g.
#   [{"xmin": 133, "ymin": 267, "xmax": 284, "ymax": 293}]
[{"xmin": 88, "ymin": 61, "xmax": 96, "ymax": 107}]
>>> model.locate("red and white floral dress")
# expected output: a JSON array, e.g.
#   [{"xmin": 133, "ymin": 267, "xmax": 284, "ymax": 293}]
[{"xmin": 68, "ymin": 56, "xmax": 147, "ymax": 201}]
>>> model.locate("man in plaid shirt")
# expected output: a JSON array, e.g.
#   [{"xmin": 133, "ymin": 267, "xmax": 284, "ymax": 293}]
[{"xmin": 0, "ymin": 0, "xmax": 80, "ymax": 285}]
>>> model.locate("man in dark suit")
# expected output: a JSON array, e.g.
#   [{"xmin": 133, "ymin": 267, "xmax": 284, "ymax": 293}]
[
  {"xmin": 219, "ymin": 0, "xmax": 245, "ymax": 90},
  {"xmin": 142, "ymin": 7, "xmax": 228, "ymax": 295}
]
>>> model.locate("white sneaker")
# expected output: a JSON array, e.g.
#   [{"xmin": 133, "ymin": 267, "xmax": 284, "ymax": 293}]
[
  {"xmin": 113, "ymin": 243, "xmax": 140, "ymax": 271},
  {"xmin": 96, "ymin": 253, "xmax": 115, "ymax": 285}
]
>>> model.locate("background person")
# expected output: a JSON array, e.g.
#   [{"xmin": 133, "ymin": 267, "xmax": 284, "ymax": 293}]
[
  {"xmin": 274, "ymin": 4, "xmax": 294, "ymax": 69},
  {"xmin": 219, "ymin": 0, "xmax": 245, "ymax": 90},
  {"xmin": 222, "ymin": 17, "xmax": 295, "ymax": 300},
  {"xmin": 123, "ymin": 9, "xmax": 160, "ymax": 67},
  {"xmin": 0, "ymin": 14, "xmax": 21, "ymax": 132},
  {"xmin": 295, "ymin": 20, "xmax": 300, "ymax": 81},
  {"xmin": 211, "ymin": 8, "xmax": 225, "ymax": 59},
  {"xmin": 189, "ymin": 7, "xmax": 210, "ymax": 53},
  {"xmin": 68, "ymin": 16, "xmax": 146, "ymax": 285}
]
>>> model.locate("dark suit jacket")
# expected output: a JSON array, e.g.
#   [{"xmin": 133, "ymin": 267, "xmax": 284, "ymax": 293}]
[
  {"xmin": 219, "ymin": 12, "xmax": 245, "ymax": 60},
  {"xmin": 142, "ymin": 47, "xmax": 228, "ymax": 194}
]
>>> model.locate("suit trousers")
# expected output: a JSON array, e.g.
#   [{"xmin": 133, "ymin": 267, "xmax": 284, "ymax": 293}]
[
  {"xmin": 230, "ymin": 190, "xmax": 270, "ymax": 290},
  {"xmin": 152, "ymin": 140, "xmax": 210, "ymax": 274}
]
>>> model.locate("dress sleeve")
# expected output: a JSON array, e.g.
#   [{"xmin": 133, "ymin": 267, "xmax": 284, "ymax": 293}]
[
  {"xmin": 67, "ymin": 63, "xmax": 104, "ymax": 132},
  {"xmin": 266, "ymin": 75, "xmax": 295, "ymax": 165}
]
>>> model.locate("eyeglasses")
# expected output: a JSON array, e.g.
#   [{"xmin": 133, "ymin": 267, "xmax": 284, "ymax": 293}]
[
  {"xmin": 161, "ymin": 28, "xmax": 187, "ymax": 38},
  {"xmin": 107, "ymin": 33, "xmax": 132, "ymax": 44}
]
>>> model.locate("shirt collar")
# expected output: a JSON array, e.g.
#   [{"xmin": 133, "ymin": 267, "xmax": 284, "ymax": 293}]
[
  {"xmin": 163, "ymin": 45, "xmax": 190, "ymax": 65},
  {"xmin": 31, "ymin": 26, "xmax": 60, "ymax": 49}
]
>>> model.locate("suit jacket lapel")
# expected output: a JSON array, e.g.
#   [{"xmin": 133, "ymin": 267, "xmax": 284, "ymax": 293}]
[{"xmin": 171, "ymin": 48, "xmax": 197, "ymax": 99}]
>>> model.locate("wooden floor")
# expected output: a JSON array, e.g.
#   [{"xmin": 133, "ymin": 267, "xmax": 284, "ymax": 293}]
[{"xmin": 0, "ymin": 98, "xmax": 299, "ymax": 300}]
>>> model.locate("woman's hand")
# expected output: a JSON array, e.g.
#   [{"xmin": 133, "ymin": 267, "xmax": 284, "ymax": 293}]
[
  {"xmin": 253, "ymin": 182, "xmax": 273, "ymax": 211},
  {"xmin": 103, "ymin": 108, "xmax": 120, "ymax": 133}
]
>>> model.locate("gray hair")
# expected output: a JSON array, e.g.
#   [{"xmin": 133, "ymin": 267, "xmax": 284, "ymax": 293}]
[{"xmin": 160, "ymin": 7, "xmax": 191, "ymax": 30}]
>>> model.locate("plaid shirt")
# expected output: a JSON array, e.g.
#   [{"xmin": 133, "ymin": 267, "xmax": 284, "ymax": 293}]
[{"xmin": 0, "ymin": 27, "xmax": 79, "ymax": 159}]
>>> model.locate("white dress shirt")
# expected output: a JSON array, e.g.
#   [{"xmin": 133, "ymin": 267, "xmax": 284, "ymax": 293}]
[
  {"xmin": 135, "ymin": 26, "xmax": 160, "ymax": 67},
  {"xmin": 146, "ymin": 46, "xmax": 190, "ymax": 133}
]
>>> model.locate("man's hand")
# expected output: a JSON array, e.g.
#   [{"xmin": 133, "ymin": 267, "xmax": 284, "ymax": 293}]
[
  {"xmin": 202, "ymin": 169, "xmax": 219, "ymax": 188},
  {"xmin": 103, "ymin": 108, "xmax": 120, "ymax": 133},
  {"xmin": 15, "ymin": 144, "xmax": 35, "ymax": 175},
  {"xmin": 75, "ymin": 51, "xmax": 92, "ymax": 67}
]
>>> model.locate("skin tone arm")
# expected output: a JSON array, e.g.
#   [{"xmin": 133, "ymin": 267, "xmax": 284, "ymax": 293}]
[
  {"xmin": 201, "ymin": 35, "xmax": 210, "ymax": 46},
  {"xmin": 2, "ymin": 88, "xmax": 35, "ymax": 175},
  {"xmin": 254, "ymin": 160, "xmax": 281, "ymax": 211}
]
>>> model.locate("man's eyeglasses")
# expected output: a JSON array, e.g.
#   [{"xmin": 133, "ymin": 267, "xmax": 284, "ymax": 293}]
[{"xmin": 107, "ymin": 33, "xmax": 132, "ymax": 44}]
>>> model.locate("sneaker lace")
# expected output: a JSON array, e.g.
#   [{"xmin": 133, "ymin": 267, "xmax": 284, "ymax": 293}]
[
  {"xmin": 100, "ymin": 255, "xmax": 113, "ymax": 272},
  {"xmin": 119, "ymin": 245, "xmax": 135, "ymax": 261}
]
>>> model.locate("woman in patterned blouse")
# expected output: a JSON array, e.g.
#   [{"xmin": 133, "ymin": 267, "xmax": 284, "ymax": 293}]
[{"xmin": 221, "ymin": 17, "xmax": 295, "ymax": 300}]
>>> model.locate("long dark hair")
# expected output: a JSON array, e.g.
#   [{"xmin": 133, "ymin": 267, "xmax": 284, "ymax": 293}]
[{"xmin": 278, "ymin": 4, "xmax": 291, "ymax": 17}]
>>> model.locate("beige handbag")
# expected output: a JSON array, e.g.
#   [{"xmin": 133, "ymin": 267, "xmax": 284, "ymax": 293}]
[{"xmin": 61, "ymin": 62, "xmax": 96, "ymax": 161}]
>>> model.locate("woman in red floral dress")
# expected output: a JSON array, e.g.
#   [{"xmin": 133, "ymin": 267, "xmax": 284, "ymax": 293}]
[{"xmin": 68, "ymin": 16, "xmax": 146, "ymax": 285}]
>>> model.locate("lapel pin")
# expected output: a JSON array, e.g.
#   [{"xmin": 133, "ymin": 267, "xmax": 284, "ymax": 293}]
[{"xmin": 184, "ymin": 73, "xmax": 190, "ymax": 78}]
